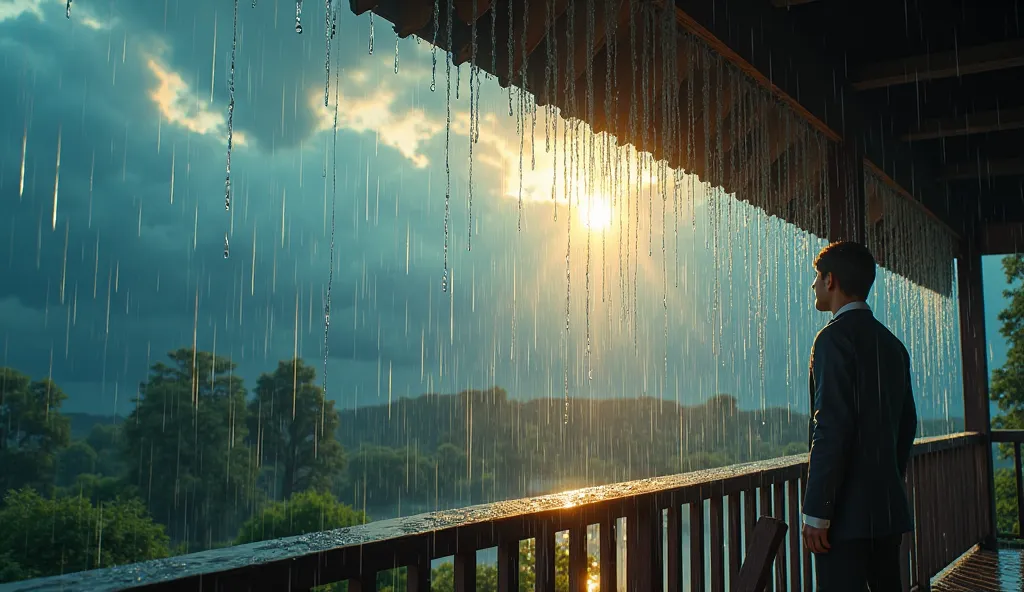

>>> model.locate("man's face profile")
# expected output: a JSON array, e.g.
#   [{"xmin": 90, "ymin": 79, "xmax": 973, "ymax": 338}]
[{"xmin": 812, "ymin": 268, "xmax": 832, "ymax": 312}]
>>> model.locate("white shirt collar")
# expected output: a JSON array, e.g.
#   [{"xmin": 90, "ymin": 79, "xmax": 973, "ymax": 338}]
[{"xmin": 834, "ymin": 301, "xmax": 871, "ymax": 319}]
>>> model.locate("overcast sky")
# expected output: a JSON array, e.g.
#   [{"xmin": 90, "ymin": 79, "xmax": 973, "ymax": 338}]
[{"xmin": 0, "ymin": 0, "xmax": 999, "ymax": 422}]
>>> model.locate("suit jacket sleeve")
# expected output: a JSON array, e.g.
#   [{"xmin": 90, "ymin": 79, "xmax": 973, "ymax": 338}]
[
  {"xmin": 896, "ymin": 350, "xmax": 918, "ymax": 480},
  {"xmin": 802, "ymin": 330, "xmax": 856, "ymax": 521}
]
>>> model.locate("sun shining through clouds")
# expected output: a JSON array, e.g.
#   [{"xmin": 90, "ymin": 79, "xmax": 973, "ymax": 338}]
[{"xmin": 578, "ymin": 196, "xmax": 614, "ymax": 232}]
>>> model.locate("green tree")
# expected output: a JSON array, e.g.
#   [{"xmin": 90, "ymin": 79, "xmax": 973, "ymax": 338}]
[
  {"xmin": 56, "ymin": 440, "xmax": 98, "ymax": 486},
  {"xmin": 122, "ymin": 349, "xmax": 254, "ymax": 548},
  {"xmin": 346, "ymin": 445, "xmax": 434, "ymax": 509},
  {"xmin": 0, "ymin": 368, "xmax": 71, "ymax": 494},
  {"xmin": 86, "ymin": 423, "xmax": 127, "ymax": 477},
  {"xmin": 249, "ymin": 359, "xmax": 345, "ymax": 500},
  {"xmin": 990, "ymin": 254, "xmax": 1024, "ymax": 535},
  {"xmin": 235, "ymin": 489, "xmax": 366, "ymax": 544},
  {"xmin": 0, "ymin": 488, "xmax": 169, "ymax": 582}
]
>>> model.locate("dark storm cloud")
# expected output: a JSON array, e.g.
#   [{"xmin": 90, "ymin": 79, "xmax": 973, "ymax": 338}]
[
  {"xmin": 110, "ymin": 0, "xmax": 369, "ymax": 151},
  {"xmin": 0, "ymin": 1, "xmax": 469, "ymax": 412},
  {"xmin": 0, "ymin": 1, "xmax": 972, "ymax": 422}
]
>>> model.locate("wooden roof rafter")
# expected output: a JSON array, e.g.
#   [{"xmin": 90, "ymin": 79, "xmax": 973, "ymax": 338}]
[
  {"xmin": 852, "ymin": 38, "xmax": 1024, "ymax": 91},
  {"xmin": 901, "ymin": 106, "xmax": 1024, "ymax": 142}
]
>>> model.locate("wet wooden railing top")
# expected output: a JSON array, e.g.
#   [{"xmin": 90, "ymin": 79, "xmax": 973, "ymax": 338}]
[{"xmin": 0, "ymin": 431, "xmax": 982, "ymax": 592}]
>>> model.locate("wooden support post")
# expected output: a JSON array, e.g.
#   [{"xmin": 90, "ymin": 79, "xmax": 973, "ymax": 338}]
[
  {"xmin": 956, "ymin": 229, "xmax": 996, "ymax": 549},
  {"xmin": 827, "ymin": 138, "xmax": 866, "ymax": 245}
]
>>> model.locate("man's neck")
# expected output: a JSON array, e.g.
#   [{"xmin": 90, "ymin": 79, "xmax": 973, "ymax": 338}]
[{"xmin": 831, "ymin": 298, "xmax": 866, "ymax": 316}]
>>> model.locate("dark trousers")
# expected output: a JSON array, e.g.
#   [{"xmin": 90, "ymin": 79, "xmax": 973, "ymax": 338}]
[{"xmin": 813, "ymin": 534, "xmax": 904, "ymax": 592}]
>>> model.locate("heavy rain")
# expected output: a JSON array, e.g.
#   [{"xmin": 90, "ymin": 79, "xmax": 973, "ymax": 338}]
[{"xmin": 1, "ymin": 1, "xmax": 1021, "ymax": 591}]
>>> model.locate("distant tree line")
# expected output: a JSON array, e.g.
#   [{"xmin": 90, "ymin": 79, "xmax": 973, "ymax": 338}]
[{"xmin": 0, "ymin": 334, "xmax": 963, "ymax": 586}]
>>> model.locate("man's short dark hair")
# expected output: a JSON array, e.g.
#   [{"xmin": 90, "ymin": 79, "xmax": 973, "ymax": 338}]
[{"xmin": 813, "ymin": 241, "xmax": 877, "ymax": 300}]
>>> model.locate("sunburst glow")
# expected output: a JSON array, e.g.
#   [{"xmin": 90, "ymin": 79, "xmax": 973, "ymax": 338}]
[{"xmin": 578, "ymin": 196, "xmax": 614, "ymax": 232}]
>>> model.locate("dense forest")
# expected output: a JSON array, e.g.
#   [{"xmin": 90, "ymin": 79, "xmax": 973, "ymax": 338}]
[{"xmin": 0, "ymin": 344, "xmax": 964, "ymax": 587}]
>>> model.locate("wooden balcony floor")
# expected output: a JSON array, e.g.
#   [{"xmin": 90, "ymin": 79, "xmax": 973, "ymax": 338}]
[{"xmin": 932, "ymin": 545, "xmax": 1024, "ymax": 592}]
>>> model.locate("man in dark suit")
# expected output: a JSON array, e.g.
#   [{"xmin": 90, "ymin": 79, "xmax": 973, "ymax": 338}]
[{"xmin": 801, "ymin": 241, "xmax": 918, "ymax": 592}]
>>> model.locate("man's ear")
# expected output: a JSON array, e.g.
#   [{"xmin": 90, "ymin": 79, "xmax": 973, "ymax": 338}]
[{"xmin": 825, "ymin": 272, "xmax": 835, "ymax": 291}]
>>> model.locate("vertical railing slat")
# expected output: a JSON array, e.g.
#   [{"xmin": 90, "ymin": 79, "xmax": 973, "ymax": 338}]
[
  {"xmin": 743, "ymin": 489, "xmax": 758, "ymax": 555},
  {"xmin": 772, "ymin": 481, "xmax": 788, "ymax": 592},
  {"xmin": 599, "ymin": 519, "xmax": 617, "ymax": 592},
  {"xmin": 728, "ymin": 493, "xmax": 743, "ymax": 592},
  {"xmin": 799, "ymin": 473, "xmax": 812, "ymax": 592},
  {"xmin": 497, "ymin": 536, "xmax": 519, "ymax": 592},
  {"xmin": 454, "ymin": 551, "xmax": 476, "ymax": 592},
  {"xmin": 786, "ymin": 480, "xmax": 802, "ymax": 592},
  {"xmin": 407, "ymin": 558, "xmax": 431, "ymax": 592},
  {"xmin": 536, "ymin": 526, "xmax": 557, "ymax": 592},
  {"xmin": 709, "ymin": 495, "xmax": 725, "ymax": 592},
  {"xmin": 965, "ymin": 445, "xmax": 978, "ymax": 544},
  {"xmin": 759, "ymin": 483, "xmax": 775, "ymax": 592},
  {"xmin": 667, "ymin": 505, "xmax": 683, "ymax": 591},
  {"xmin": 1015, "ymin": 441, "xmax": 1024, "ymax": 538},
  {"xmin": 568, "ymin": 523, "xmax": 588, "ymax": 592},
  {"xmin": 690, "ymin": 501, "xmax": 706, "ymax": 592},
  {"xmin": 627, "ymin": 502, "xmax": 661, "ymax": 591}
]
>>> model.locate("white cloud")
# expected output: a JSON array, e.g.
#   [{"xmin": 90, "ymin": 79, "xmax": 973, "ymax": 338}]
[
  {"xmin": 146, "ymin": 57, "xmax": 247, "ymax": 146},
  {"xmin": 0, "ymin": 0, "xmax": 113, "ymax": 29},
  {"xmin": 312, "ymin": 70, "xmax": 442, "ymax": 168},
  {"xmin": 0, "ymin": 0, "xmax": 44, "ymax": 22}
]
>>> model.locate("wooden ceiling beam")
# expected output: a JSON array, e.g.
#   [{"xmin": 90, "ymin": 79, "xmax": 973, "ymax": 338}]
[
  {"xmin": 453, "ymin": 0, "xmax": 493, "ymax": 25},
  {"xmin": 852, "ymin": 39, "xmax": 1024, "ymax": 91},
  {"xmin": 942, "ymin": 157, "xmax": 1024, "ymax": 181},
  {"xmin": 771, "ymin": 0, "xmax": 819, "ymax": 6},
  {"xmin": 901, "ymin": 106, "xmax": 1024, "ymax": 141},
  {"xmin": 982, "ymin": 222, "xmax": 1024, "ymax": 255}
]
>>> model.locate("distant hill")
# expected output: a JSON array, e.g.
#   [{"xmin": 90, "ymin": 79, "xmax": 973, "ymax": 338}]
[
  {"xmin": 335, "ymin": 389, "xmax": 965, "ymax": 486},
  {"xmin": 66, "ymin": 412, "xmax": 124, "ymax": 439}
]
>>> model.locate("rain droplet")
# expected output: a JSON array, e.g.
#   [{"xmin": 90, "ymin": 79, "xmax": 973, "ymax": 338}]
[{"xmin": 295, "ymin": 0, "xmax": 303, "ymax": 33}]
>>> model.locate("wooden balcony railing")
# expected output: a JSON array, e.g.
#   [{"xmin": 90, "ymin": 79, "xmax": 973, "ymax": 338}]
[
  {"xmin": 1, "ymin": 432, "xmax": 990, "ymax": 592},
  {"xmin": 991, "ymin": 429, "xmax": 1024, "ymax": 539}
]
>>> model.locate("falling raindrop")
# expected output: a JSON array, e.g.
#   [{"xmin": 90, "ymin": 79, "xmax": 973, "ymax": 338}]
[
  {"xmin": 65, "ymin": 0, "xmax": 72, "ymax": 19},
  {"xmin": 394, "ymin": 36, "xmax": 400, "ymax": 74},
  {"xmin": 18, "ymin": 123, "xmax": 27, "ymax": 199},
  {"xmin": 368, "ymin": 12, "xmax": 374, "ymax": 54},
  {"xmin": 442, "ymin": 0, "xmax": 453, "ymax": 292},
  {"xmin": 48, "ymin": 129, "xmax": 63, "ymax": 234},
  {"xmin": 324, "ymin": 0, "xmax": 333, "ymax": 106},
  {"xmin": 223, "ymin": 0, "xmax": 240, "ymax": 258},
  {"xmin": 295, "ymin": 0, "xmax": 303, "ymax": 33},
  {"xmin": 431, "ymin": 0, "xmax": 440, "ymax": 91},
  {"xmin": 324, "ymin": 42, "xmax": 342, "ymax": 401}
]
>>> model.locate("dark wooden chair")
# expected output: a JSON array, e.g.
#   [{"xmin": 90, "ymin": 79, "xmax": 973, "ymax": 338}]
[{"xmin": 734, "ymin": 516, "xmax": 790, "ymax": 592}]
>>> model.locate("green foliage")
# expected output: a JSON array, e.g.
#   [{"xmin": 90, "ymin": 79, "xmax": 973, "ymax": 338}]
[
  {"xmin": 992, "ymin": 255, "xmax": 1024, "ymax": 433},
  {"xmin": 990, "ymin": 255, "xmax": 1024, "ymax": 536},
  {"xmin": 0, "ymin": 368, "xmax": 71, "ymax": 494},
  {"xmin": 56, "ymin": 440, "xmax": 98, "ymax": 486},
  {"xmin": 994, "ymin": 468, "xmax": 1020, "ymax": 536},
  {"xmin": 86, "ymin": 423, "xmax": 127, "ymax": 477},
  {"xmin": 235, "ymin": 489, "xmax": 367, "ymax": 545},
  {"xmin": 122, "ymin": 349, "xmax": 254, "ymax": 548},
  {"xmin": 0, "ymin": 488, "xmax": 169, "ymax": 583},
  {"xmin": 249, "ymin": 359, "xmax": 345, "ymax": 500}
]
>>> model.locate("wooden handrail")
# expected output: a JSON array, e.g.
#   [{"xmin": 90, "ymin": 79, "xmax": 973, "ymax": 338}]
[
  {"xmin": 990, "ymin": 429, "xmax": 1024, "ymax": 443},
  {"xmin": 3, "ymin": 431, "xmax": 988, "ymax": 592}
]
